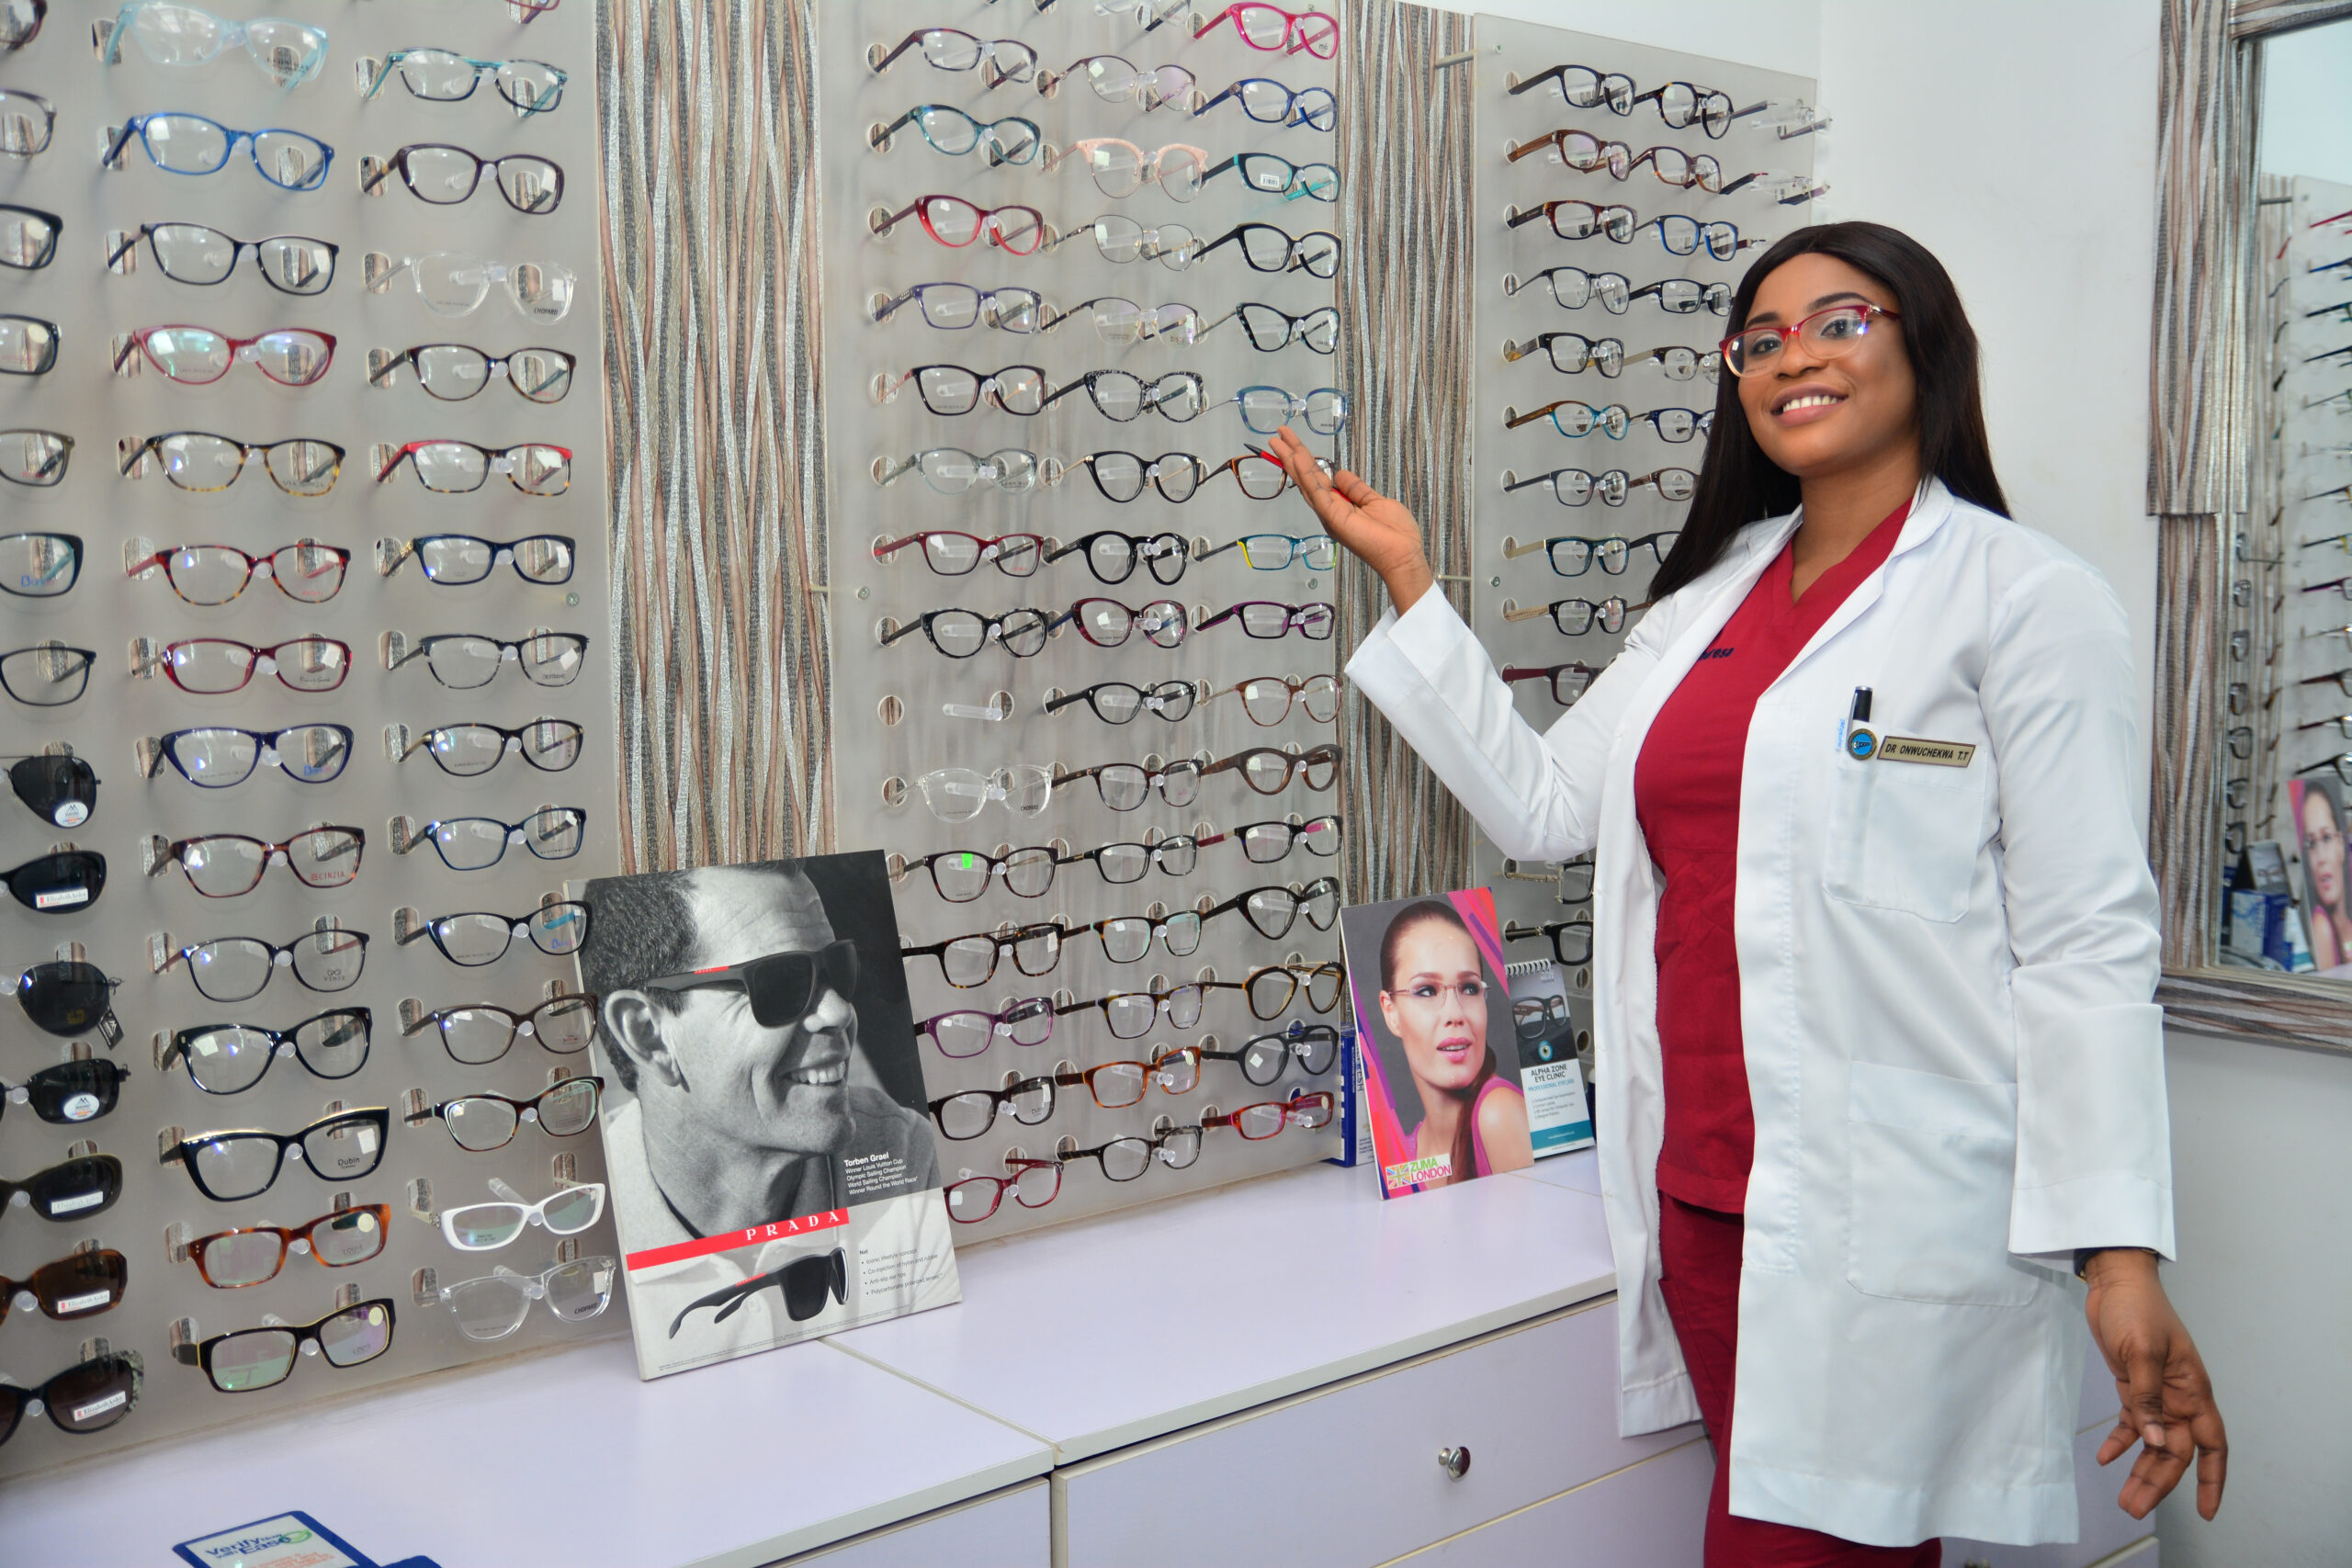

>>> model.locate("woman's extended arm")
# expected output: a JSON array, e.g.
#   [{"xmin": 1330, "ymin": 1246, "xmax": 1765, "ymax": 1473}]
[{"xmin": 1264, "ymin": 429, "xmax": 1668, "ymax": 863}]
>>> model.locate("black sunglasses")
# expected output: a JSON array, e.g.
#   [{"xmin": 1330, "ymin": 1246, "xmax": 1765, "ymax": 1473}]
[
  {"xmin": 1, "ymin": 1058, "xmax": 127, "ymax": 1125},
  {"xmin": 0, "ymin": 1350, "xmax": 143, "ymax": 1449},
  {"xmin": 17, "ymin": 960, "xmax": 120, "ymax": 1043},
  {"xmin": 0, "ymin": 849, "xmax": 104, "ymax": 913},
  {"xmin": 638, "ymin": 940, "xmax": 858, "ymax": 1031},
  {"xmin": 6, "ymin": 753, "xmax": 96, "ymax": 827},
  {"xmin": 0, "ymin": 1153, "xmax": 122, "ymax": 1221},
  {"xmin": 667, "ymin": 1247, "xmax": 845, "ymax": 1338}
]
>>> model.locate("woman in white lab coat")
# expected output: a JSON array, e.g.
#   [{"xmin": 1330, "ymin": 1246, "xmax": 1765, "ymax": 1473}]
[{"xmin": 1265, "ymin": 222, "xmax": 2226, "ymax": 1562}]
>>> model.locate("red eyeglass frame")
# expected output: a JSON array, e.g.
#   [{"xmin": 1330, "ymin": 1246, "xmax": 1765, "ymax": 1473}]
[
  {"xmin": 156, "ymin": 636, "xmax": 354, "ymax": 694},
  {"xmin": 1719, "ymin": 303, "xmax": 1899, "ymax": 378},
  {"xmin": 876, "ymin": 195, "xmax": 1046, "ymax": 255},
  {"xmin": 115, "ymin": 324, "xmax": 337, "ymax": 387},
  {"xmin": 1191, "ymin": 4, "xmax": 1338, "ymax": 59},
  {"xmin": 128, "ymin": 541, "xmax": 351, "ymax": 604},
  {"xmin": 1201, "ymin": 1089, "xmax": 1335, "ymax": 1139},
  {"xmin": 943, "ymin": 1157, "xmax": 1063, "ymax": 1224}
]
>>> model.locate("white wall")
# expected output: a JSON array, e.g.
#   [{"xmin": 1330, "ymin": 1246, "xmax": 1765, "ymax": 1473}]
[
  {"xmin": 2153, "ymin": 1032, "xmax": 2352, "ymax": 1567},
  {"xmin": 2261, "ymin": 16, "xmax": 2352, "ymax": 186}
]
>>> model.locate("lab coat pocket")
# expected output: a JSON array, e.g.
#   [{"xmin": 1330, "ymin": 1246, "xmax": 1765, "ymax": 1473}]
[
  {"xmin": 1844, "ymin": 1062, "xmax": 2039, "ymax": 1308},
  {"xmin": 1823, "ymin": 755, "xmax": 1985, "ymax": 922}
]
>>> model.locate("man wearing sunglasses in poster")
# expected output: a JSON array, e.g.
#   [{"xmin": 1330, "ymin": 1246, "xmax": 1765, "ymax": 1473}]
[{"xmin": 578, "ymin": 855, "xmax": 958, "ymax": 1378}]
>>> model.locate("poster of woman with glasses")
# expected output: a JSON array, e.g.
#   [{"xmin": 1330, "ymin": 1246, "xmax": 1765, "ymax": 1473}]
[
  {"xmin": 574, "ymin": 852, "xmax": 960, "ymax": 1379},
  {"xmin": 1340, "ymin": 889, "xmax": 1534, "ymax": 1199},
  {"xmin": 2290, "ymin": 778, "xmax": 2352, "ymax": 972}
]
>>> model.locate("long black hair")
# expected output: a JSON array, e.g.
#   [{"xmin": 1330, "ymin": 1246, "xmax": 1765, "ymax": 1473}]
[{"xmin": 1646, "ymin": 221, "xmax": 2010, "ymax": 601}]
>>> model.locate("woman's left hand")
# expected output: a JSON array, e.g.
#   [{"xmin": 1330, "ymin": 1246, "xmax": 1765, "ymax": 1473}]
[{"xmin": 2083, "ymin": 1249, "xmax": 2227, "ymax": 1520}]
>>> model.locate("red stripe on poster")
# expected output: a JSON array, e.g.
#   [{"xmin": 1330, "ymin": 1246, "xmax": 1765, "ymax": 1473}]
[{"xmin": 626, "ymin": 1208, "xmax": 849, "ymax": 1270}]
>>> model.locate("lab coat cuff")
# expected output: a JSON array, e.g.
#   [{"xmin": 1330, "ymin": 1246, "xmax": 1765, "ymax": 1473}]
[{"xmin": 2008, "ymin": 1171, "xmax": 2177, "ymax": 1262}]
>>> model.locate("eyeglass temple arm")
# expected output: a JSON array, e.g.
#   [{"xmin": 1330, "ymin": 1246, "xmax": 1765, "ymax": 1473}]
[
  {"xmin": 358, "ymin": 154, "xmax": 396, "ymax": 197},
  {"xmin": 100, "ymin": 118, "xmax": 138, "ymax": 169},
  {"xmin": 1504, "ymin": 134, "xmax": 1559, "ymax": 163},
  {"xmin": 1500, "ymin": 603, "xmax": 1559, "ymax": 623},
  {"xmin": 1499, "ymin": 538, "xmax": 1557, "ymax": 560},
  {"xmin": 870, "ymin": 31, "xmax": 923, "ymax": 73}
]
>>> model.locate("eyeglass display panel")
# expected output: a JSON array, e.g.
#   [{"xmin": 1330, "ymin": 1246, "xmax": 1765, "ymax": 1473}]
[{"xmin": 0, "ymin": 0, "xmax": 619, "ymax": 1483}]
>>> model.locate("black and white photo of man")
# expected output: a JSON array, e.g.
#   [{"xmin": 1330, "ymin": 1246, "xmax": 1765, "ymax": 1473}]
[{"xmin": 578, "ymin": 854, "xmax": 958, "ymax": 1376}]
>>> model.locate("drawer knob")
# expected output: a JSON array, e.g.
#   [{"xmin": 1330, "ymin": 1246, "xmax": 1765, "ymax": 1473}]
[{"xmin": 1438, "ymin": 1446, "xmax": 1472, "ymax": 1480}]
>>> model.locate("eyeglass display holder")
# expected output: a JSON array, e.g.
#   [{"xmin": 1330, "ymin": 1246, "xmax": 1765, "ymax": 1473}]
[
  {"xmin": 1466, "ymin": 17, "xmax": 1818, "ymax": 1030},
  {"xmin": 817, "ymin": 1, "xmax": 1345, "ymax": 1244},
  {"xmin": 2242, "ymin": 172, "xmax": 2352, "ymax": 957},
  {"xmin": 0, "ymin": 0, "xmax": 616, "ymax": 1482}
]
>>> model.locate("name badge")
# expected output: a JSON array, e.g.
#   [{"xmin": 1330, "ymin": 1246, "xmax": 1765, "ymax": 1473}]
[{"xmin": 1875, "ymin": 735, "xmax": 1976, "ymax": 768}]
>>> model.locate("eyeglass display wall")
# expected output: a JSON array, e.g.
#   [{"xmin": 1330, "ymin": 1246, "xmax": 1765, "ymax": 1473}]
[
  {"xmin": 0, "ymin": 0, "xmax": 618, "ymax": 1481},
  {"xmin": 1464, "ymin": 17, "xmax": 1819, "ymax": 1042},
  {"xmin": 819, "ymin": 1, "xmax": 1348, "ymax": 1243}
]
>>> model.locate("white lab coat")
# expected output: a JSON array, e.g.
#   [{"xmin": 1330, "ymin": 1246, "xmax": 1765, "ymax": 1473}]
[{"xmin": 1344, "ymin": 479, "xmax": 2173, "ymax": 1547}]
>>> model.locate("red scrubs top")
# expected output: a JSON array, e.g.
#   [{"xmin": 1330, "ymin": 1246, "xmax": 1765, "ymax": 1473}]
[{"xmin": 1633, "ymin": 502, "xmax": 1908, "ymax": 1213}]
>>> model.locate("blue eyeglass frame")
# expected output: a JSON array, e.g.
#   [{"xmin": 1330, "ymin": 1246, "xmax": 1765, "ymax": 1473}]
[
  {"xmin": 364, "ymin": 51, "xmax": 569, "ymax": 115},
  {"xmin": 103, "ymin": 112, "xmax": 334, "ymax": 192},
  {"xmin": 1193, "ymin": 78, "xmax": 1336, "ymax": 130}
]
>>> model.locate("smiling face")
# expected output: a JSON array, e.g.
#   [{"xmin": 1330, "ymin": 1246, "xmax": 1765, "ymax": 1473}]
[
  {"xmin": 1734, "ymin": 252, "xmax": 1918, "ymax": 483},
  {"xmin": 2306, "ymin": 789, "xmax": 2346, "ymax": 912},
  {"xmin": 650, "ymin": 867, "xmax": 858, "ymax": 1157},
  {"xmin": 1377, "ymin": 919, "xmax": 1489, "ymax": 1098}
]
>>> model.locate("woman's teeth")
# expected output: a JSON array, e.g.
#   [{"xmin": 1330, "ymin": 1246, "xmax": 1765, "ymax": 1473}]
[
  {"xmin": 1781, "ymin": 392, "xmax": 1842, "ymax": 412},
  {"xmin": 788, "ymin": 1060, "xmax": 846, "ymax": 1087}
]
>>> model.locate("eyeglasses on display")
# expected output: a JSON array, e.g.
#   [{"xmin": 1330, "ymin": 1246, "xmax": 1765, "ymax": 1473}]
[
  {"xmin": 1057, "ymin": 595, "xmax": 1191, "ymax": 649},
  {"xmin": 1044, "ymin": 297, "xmax": 1202, "ymax": 348},
  {"xmin": 0, "ymin": 93, "xmax": 53, "ymax": 158},
  {"xmin": 881, "ymin": 606, "xmax": 1052, "ymax": 660},
  {"xmin": 1202, "ymin": 672, "xmax": 1341, "ymax": 725},
  {"xmin": 108, "ymin": 223, "xmax": 336, "ymax": 294},
  {"xmin": 397, "ymin": 718, "xmax": 585, "ymax": 777},
  {"xmin": 905, "ymin": 845, "xmax": 1058, "ymax": 902},
  {"xmin": 1628, "ymin": 278, "xmax": 1734, "ymax": 316},
  {"xmin": 1244, "ymin": 959, "xmax": 1345, "ymax": 1019},
  {"xmin": 0, "ymin": 1, "xmax": 42, "ymax": 53},
  {"xmin": 1042, "ymin": 368, "xmax": 1208, "ymax": 423},
  {"xmin": 880, "ymin": 362, "xmax": 1048, "ymax": 416},
  {"xmin": 1197, "ymin": 600, "xmax": 1336, "ymax": 641},
  {"xmin": 1064, "ymin": 1127, "xmax": 1205, "ymax": 1183},
  {"xmin": 1505, "ymin": 915, "xmax": 1596, "ymax": 966},
  {"xmin": 375, "ymin": 440, "xmax": 572, "ymax": 494},
  {"xmin": 1193, "ymin": 77, "xmax": 1335, "ymax": 129},
  {"xmin": 875, "ymin": 447, "xmax": 1044, "ymax": 494},
  {"xmin": 0, "ymin": 531, "xmax": 75, "ymax": 595},
  {"xmin": 379, "ymin": 533, "xmax": 577, "ymax": 586},
  {"xmin": 1509, "ymin": 62, "xmax": 1634, "ymax": 111},
  {"xmin": 1624, "ymin": 346, "xmax": 1723, "ymax": 382},
  {"xmin": 1203, "ymin": 152, "xmax": 1337, "ymax": 202},
  {"xmin": 1507, "ymin": 201, "xmax": 1750, "ymax": 260},
  {"xmin": 194, "ymin": 1300, "xmax": 393, "ymax": 1393},
  {"xmin": 876, "ymin": 104, "xmax": 1041, "ymax": 164},
  {"xmin": 664, "ymin": 1250, "xmax": 825, "ymax": 1337},
  {"xmin": 1040, "ymin": 214, "xmax": 1194, "ymax": 268},
  {"xmin": 17, "ymin": 959, "xmax": 120, "ymax": 1040},
  {"xmin": 1631, "ymin": 79, "xmax": 1735, "ymax": 136},
  {"xmin": 1721, "ymin": 303, "xmax": 1899, "ymax": 378},
  {"xmin": 1197, "ymin": 535, "xmax": 1339, "ymax": 574},
  {"xmin": 386, "ymin": 631, "xmax": 589, "ymax": 689},
  {"xmin": 914, "ymin": 764, "xmax": 1054, "ymax": 822},
  {"xmin": 872, "ymin": 195, "xmax": 1045, "ymax": 254},
  {"xmin": 369, "ymin": 344, "xmax": 576, "ymax": 403},
  {"xmin": 136, "ymin": 636, "xmax": 348, "ymax": 696},
  {"xmin": 1207, "ymin": 1021, "xmax": 1341, "ymax": 1086},
  {"xmin": 903, "ymin": 921, "xmax": 1063, "ymax": 987},
  {"xmin": 441, "ymin": 1179, "xmax": 605, "ymax": 1252},
  {"xmin": 874, "ymin": 529, "xmax": 1044, "ymax": 579},
  {"xmin": 1503, "ymin": 399, "xmax": 1631, "ymax": 440},
  {"xmin": 1057, "ymin": 981, "xmax": 1246, "ymax": 1040},
  {"xmin": 398, "ymin": 900, "xmax": 592, "ymax": 966},
  {"xmin": 163, "ymin": 1010, "xmax": 373, "ymax": 1094},
  {"xmin": 363, "ymin": 144, "xmax": 563, "ymax": 213},
  {"xmin": 1500, "ymin": 660, "xmax": 1601, "ymax": 706},
  {"xmin": 119, "ymin": 432, "xmax": 342, "ymax": 495},
  {"xmin": 870, "ymin": 28, "xmax": 1037, "ymax": 86},
  {"xmin": 1042, "ymin": 138, "xmax": 1208, "ymax": 201},
  {"xmin": 1186, "ymin": 223, "xmax": 1340, "ymax": 277},
  {"xmin": 1189, "ymin": 4, "xmax": 1337, "ymax": 57},
  {"xmin": 0, "ymin": 1059, "xmax": 127, "ymax": 1124},
  {"xmin": 1080, "ymin": 908, "xmax": 1207, "ymax": 963},
  {"xmin": 0, "ymin": 202, "xmax": 57, "ymax": 269},
  {"xmin": 104, "ymin": 114, "xmax": 332, "ymax": 191},
  {"xmin": 1054, "ymin": 830, "xmax": 1220, "ymax": 884},
  {"xmin": 0, "ymin": 429, "xmax": 71, "ymax": 485},
  {"xmin": 187, "ymin": 1205, "xmax": 390, "ymax": 1287},
  {"xmin": 6, "ymin": 753, "xmax": 98, "ymax": 829},
  {"xmin": 925, "ymin": 1051, "xmax": 1201, "ymax": 1141},
  {"xmin": 128, "ymin": 541, "xmax": 348, "ymax": 605},
  {"xmin": 1044, "ymin": 678, "xmax": 1198, "ymax": 725},
  {"xmin": 1501, "ymin": 595, "xmax": 1641, "ymax": 637},
  {"xmin": 0, "ymin": 1248, "xmax": 127, "ymax": 1322},
  {"xmin": 1502, "ymin": 530, "xmax": 1679, "ymax": 577},
  {"xmin": 1230, "ymin": 814, "xmax": 1344, "ymax": 865},
  {"xmin": 872, "ymin": 281, "xmax": 1043, "ymax": 333},
  {"xmin": 945, "ymin": 1157, "xmax": 1063, "ymax": 1223},
  {"xmin": 164, "ymin": 1108, "xmax": 392, "ymax": 1202},
  {"xmin": 0, "ymin": 1154, "xmax": 121, "ymax": 1221},
  {"xmin": 0, "ymin": 643, "xmax": 94, "ymax": 705},
  {"xmin": 1632, "ymin": 406, "xmax": 1714, "ymax": 444},
  {"xmin": 1040, "ymin": 53, "xmax": 1193, "ymax": 108},
  {"xmin": 148, "ymin": 725, "xmax": 352, "ymax": 790},
  {"xmin": 918, "ymin": 997, "xmax": 1057, "ymax": 1058},
  {"xmin": 0, "ymin": 1350, "xmax": 141, "ymax": 1445},
  {"xmin": 409, "ymin": 1077, "xmax": 604, "ymax": 1151},
  {"xmin": 366, "ymin": 252, "xmax": 577, "ymax": 323},
  {"xmin": 1066, "ymin": 450, "xmax": 1207, "ymax": 504},
  {"xmin": 0, "ymin": 314, "xmax": 56, "ymax": 374},
  {"xmin": 1200, "ymin": 1089, "xmax": 1335, "ymax": 1139},
  {"xmin": 1502, "ymin": 466, "xmax": 1681, "ymax": 507},
  {"xmin": 159, "ymin": 929, "xmax": 368, "ymax": 1003},
  {"xmin": 1049, "ymin": 529, "xmax": 1193, "ymax": 585},
  {"xmin": 1202, "ymin": 301, "xmax": 1338, "ymax": 355},
  {"xmin": 394, "ymin": 808, "xmax": 585, "ymax": 872},
  {"xmin": 1226, "ymin": 386, "xmax": 1345, "ymax": 435},
  {"xmin": 105, "ymin": 3, "xmax": 326, "ymax": 85},
  {"xmin": 1506, "ymin": 129, "xmax": 1731, "ymax": 191},
  {"xmin": 365, "ymin": 50, "xmax": 568, "ymax": 114},
  {"xmin": 401, "ymin": 994, "xmax": 597, "ymax": 1065},
  {"xmin": 1503, "ymin": 331, "xmax": 1625, "ymax": 378},
  {"xmin": 0, "ymin": 849, "xmax": 105, "ymax": 913},
  {"xmin": 430, "ymin": 1258, "xmax": 616, "ymax": 1341}
]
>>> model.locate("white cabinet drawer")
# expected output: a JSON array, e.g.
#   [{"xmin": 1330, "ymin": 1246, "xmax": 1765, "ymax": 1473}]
[
  {"xmin": 1056, "ymin": 1300, "xmax": 1701, "ymax": 1568},
  {"xmin": 1375, "ymin": 1438, "xmax": 1711, "ymax": 1568},
  {"xmin": 781, "ymin": 1481, "xmax": 1047, "ymax": 1568},
  {"xmin": 1941, "ymin": 1425, "xmax": 2154, "ymax": 1568}
]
